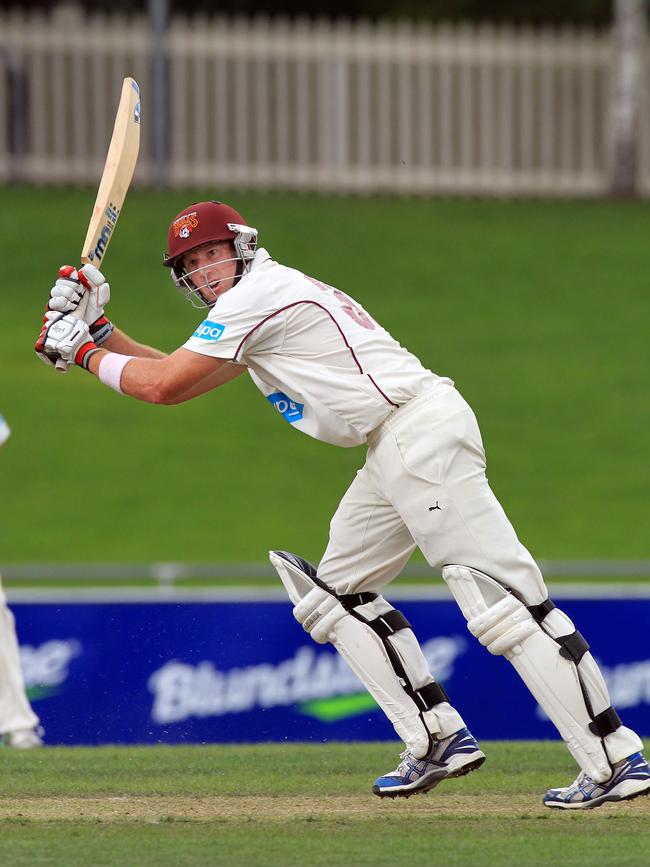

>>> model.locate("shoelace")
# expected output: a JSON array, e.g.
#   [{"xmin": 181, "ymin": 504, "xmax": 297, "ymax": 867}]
[
  {"xmin": 568, "ymin": 771, "xmax": 599, "ymax": 796},
  {"xmin": 394, "ymin": 749, "xmax": 412, "ymax": 775}
]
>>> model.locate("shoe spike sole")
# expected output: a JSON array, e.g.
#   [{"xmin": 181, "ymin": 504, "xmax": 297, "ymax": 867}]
[
  {"xmin": 544, "ymin": 785, "xmax": 650, "ymax": 811},
  {"xmin": 372, "ymin": 755, "xmax": 486, "ymax": 799}
]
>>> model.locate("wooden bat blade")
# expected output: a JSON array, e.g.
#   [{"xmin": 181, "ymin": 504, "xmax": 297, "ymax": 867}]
[
  {"xmin": 80, "ymin": 77, "xmax": 141, "ymax": 266},
  {"xmin": 54, "ymin": 77, "xmax": 140, "ymax": 372}
]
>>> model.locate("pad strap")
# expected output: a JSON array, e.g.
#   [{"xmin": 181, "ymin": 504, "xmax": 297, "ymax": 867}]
[
  {"xmin": 339, "ymin": 591, "xmax": 379, "ymax": 608},
  {"xmin": 366, "ymin": 609, "xmax": 411, "ymax": 639},
  {"xmin": 557, "ymin": 630, "xmax": 590, "ymax": 664},
  {"xmin": 528, "ymin": 598, "xmax": 590, "ymax": 665},
  {"xmin": 588, "ymin": 707, "xmax": 622, "ymax": 738},
  {"xmin": 355, "ymin": 610, "xmax": 448, "ymax": 711},
  {"xmin": 413, "ymin": 681, "xmax": 450, "ymax": 710},
  {"xmin": 527, "ymin": 599, "xmax": 556, "ymax": 623}
]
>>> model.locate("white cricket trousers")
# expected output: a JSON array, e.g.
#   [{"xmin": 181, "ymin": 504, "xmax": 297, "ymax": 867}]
[
  {"xmin": 317, "ymin": 383, "xmax": 643, "ymax": 765},
  {"xmin": 0, "ymin": 575, "xmax": 39, "ymax": 735},
  {"xmin": 319, "ymin": 382, "xmax": 546, "ymax": 603}
]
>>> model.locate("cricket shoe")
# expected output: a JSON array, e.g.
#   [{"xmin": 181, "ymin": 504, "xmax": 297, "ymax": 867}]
[
  {"xmin": 372, "ymin": 727, "xmax": 485, "ymax": 798},
  {"xmin": 543, "ymin": 752, "xmax": 650, "ymax": 810},
  {"xmin": 2, "ymin": 726, "xmax": 44, "ymax": 749}
]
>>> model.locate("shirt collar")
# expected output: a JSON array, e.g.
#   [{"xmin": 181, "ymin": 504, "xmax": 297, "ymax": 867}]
[{"xmin": 250, "ymin": 247, "xmax": 272, "ymax": 270}]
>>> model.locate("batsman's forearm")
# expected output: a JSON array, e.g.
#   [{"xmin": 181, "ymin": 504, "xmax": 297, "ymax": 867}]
[
  {"xmin": 102, "ymin": 327, "xmax": 166, "ymax": 359},
  {"xmin": 87, "ymin": 351, "xmax": 181, "ymax": 403},
  {"xmin": 86, "ymin": 349, "xmax": 234, "ymax": 405}
]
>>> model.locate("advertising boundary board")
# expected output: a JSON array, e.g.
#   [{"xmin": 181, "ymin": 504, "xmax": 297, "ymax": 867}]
[{"xmin": 8, "ymin": 586, "xmax": 650, "ymax": 745}]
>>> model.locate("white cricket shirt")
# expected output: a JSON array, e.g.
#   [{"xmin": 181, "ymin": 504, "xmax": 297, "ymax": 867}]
[{"xmin": 183, "ymin": 249, "xmax": 451, "ymax": 447}]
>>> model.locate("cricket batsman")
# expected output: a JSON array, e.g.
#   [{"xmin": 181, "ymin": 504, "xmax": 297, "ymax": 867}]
[
  {"xmin": 36, "ymin": 201, "xmax": 650, "ymax": 807},
  {"xmin": 0, "ymin": 414, "xmax": 43, "ymax": 748}
]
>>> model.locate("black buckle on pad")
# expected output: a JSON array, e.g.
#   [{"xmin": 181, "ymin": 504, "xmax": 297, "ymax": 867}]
[
  {"xmin": 557, "ymin": 630, "xmax": 590, "ymax": 664},
  {"xmin": 369, "ymin": 609, "xmax": 411, "ymax": 638},
  {"xmin": 527, "ymin": 599, "xmax": 556, "ymax": 624},
  {"xmin": 414, "ymin": 681, "xmax": 449, "ymax": 710},
  {"xmin": 588, "ymin": 707, "xmax": 622, "ymax": 738}
]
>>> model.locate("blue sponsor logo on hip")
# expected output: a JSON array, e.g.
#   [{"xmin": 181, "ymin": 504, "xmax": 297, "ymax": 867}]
[
  {"xmin": 193, "ymin": 321, "xmax": 225, "ymax": 341},
  {"xmin": 267, "ymin": 392, "xmax": 304, "ymax": 423}
]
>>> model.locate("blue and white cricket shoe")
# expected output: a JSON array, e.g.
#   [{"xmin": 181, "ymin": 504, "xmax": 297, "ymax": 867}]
[
  {"xmin": 543, "ymin": 752, "xmax": 650, "ymax": 810},
  {"xmin": 372, "ymin": 727, "xmax": 486, "ymax": 798}
]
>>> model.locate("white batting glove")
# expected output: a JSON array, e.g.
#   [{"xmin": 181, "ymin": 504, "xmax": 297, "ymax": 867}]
[
  {"xmin": 78, "ymin": 264, "xmax": 111, "ymax": 324},
  {"xmin": 46, "ymin": 264, "xmax": 114, "ymax": 346},
  {"xmin": 40, "ymin": 314, "xmax": 99, "ymax": 370},
  {"xmin": 37, "ymin": 265, "xmax": 113, "ymax": 370},
  {"xmin": 48, "ymin": 268, "xmax": 83, "ymax": 313},
  {"xmin": 48, "ymin": 264, "xmax": 110, "ymax": 319}
]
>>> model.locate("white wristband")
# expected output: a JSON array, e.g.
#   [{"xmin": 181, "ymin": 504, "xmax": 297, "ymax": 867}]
[{"xmin": 98, "ymin": 353, "xmax": 134, "ymax": 394}]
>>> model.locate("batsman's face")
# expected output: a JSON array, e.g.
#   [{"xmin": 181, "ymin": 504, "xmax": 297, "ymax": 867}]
[{"xmin": 182, "ymin": 241, "xmax": 238, "ymax": 303}]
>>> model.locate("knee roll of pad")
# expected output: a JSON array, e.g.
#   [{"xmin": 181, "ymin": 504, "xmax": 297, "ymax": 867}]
[
  {"xmin": 467, "ymin": 593, "xmax": 539, "ymax": 655},
  {"xmin": 293, "ymin": 586, "xmax": 347, "ymax": 644}
]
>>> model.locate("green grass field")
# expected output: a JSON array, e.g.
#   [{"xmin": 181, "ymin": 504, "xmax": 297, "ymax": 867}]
[
  {"xmin": 1, "ymin": 189, "xmax": 649, "ymax": 567},
  {"xmin": 1, "ymin": 742, "xmax": 648, "ymax": 866}
]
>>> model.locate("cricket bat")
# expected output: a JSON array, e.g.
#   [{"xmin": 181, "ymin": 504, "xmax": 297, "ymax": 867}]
[{"xmin": 55, "ymin": 76, "xmax": 141, "ymax": 371}]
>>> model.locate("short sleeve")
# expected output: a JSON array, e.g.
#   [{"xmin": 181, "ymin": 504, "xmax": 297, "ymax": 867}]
[{"xmin": 182, "ymin": 283, "xmax": 282, "ymax": 361}]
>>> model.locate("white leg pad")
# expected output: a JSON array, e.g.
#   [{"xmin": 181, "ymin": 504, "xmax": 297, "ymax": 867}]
[
  {"xmin": 270, "ymin": 551, "xmax": 464, "ymax": 755},
  {"xmin": 442, "ymin": 564, "xmax": 639, "ymax": 782}
]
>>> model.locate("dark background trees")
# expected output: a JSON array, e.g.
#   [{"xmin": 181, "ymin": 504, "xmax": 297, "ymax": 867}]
[{"xmin": 0, "ymin": 1, "xmax": 615, "ymax": 27}]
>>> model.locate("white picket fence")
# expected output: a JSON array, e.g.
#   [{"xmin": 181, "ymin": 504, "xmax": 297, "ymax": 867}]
[{"xmin": 0, "ymin": 4, "xmax": 649, "ymax": 195}]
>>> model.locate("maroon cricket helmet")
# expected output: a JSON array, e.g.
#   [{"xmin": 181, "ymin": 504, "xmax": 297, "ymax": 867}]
[{"xmin": 163, "ymin": 201, "xmax": 252, "ymax": 269}]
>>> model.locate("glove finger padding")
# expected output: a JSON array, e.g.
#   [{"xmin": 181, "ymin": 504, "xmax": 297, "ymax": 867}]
[
  {"xmin": 46, "ymin": 264, "xmax": 110, "ymax": 324},
  {"xmin": 79, "ymin": 264, "xmax": 110, "ymax": 306},
  {"xmin": 78, "ymin": 263, "xmax": 106, "ymax": 288},
  {"xmin": 48, "ymin": 264, "xmax": 83, "ymax": 314},
  {"xmin": 49, "ymin": 279, "xmax": 84, "ymax": 312}
]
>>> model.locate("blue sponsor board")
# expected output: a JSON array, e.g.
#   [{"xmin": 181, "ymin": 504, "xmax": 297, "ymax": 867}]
[{"xmin": 11, "ymin": 597, "xmax": 650, "ymax": 745}]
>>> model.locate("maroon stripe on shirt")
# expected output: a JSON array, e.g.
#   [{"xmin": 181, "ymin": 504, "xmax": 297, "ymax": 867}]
[
  {"xmin": 366, "ymin": 374, "xmax": 399, "ymax": 408},
  {"xmin": 233, "ymin": 300, "xmax": 399, "ymax": 408}
]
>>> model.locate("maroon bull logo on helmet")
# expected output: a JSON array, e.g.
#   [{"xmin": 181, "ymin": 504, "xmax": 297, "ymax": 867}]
[{"xmin": 172, "ymin": 212, "xmax": 199, "ymax": 240}]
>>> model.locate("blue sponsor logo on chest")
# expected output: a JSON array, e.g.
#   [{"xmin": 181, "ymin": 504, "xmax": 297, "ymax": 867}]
[
  {"xmin": 193, "ymin": 321, "xmax": 225, "ymax": 341},
  {"xmin": 267, "ymin": 392, "xmax": 304, "ymax": 424}
]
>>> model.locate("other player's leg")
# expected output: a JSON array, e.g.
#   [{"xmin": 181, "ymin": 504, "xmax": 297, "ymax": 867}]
[{"xmin": 0, "ymin": 578, "xmax": 42, "ymax": 748}]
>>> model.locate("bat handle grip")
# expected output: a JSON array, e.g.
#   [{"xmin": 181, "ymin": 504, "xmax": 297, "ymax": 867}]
[{"xmin": 54, "ymin": 292, "xmax": 91, "ymax": 374}]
